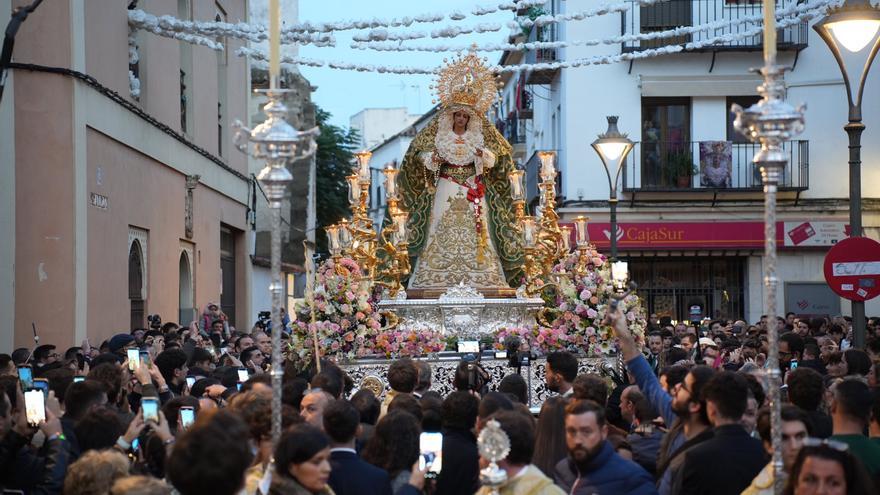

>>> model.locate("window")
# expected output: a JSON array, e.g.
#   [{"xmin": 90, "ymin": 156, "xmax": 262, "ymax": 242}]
[
  {"xmin": 641, "ymin": 97, "xmax": 692, "ymax": 188},
  {"xmin": 726, "ymin": 96, "xmax": 761, "ymax": 143}
]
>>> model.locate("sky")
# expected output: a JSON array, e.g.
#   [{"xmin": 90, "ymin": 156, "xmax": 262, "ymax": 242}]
[{"xmin": 295, "ymin": 1, "xmax": 514, "ymax": 129}]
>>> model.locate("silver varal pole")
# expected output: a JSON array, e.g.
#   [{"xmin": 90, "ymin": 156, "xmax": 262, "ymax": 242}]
[
  {"xmin": 733, "ymin": 64, "xmax": 804, "ymax": 495},
  {"xmin": 234, "ymin": 85, "xmax": 318, "ymax": 447}
]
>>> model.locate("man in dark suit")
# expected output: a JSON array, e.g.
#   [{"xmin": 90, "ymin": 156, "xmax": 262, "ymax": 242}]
[
  {"xmin": 672, "ymin": 371, "xmax": 766, "ymax": 495},
  {"xmin": 435, "ymin": 391, "xmax": 480, "ymax": 495},
  {"xmin": 323, "ymin": 399, "xmax": 393, "ymax": 495}
]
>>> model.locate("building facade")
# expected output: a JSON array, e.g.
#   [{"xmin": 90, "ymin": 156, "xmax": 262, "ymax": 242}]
[
  {"xmin": 350, "ymin": 107, "xmax": 421, "ymax": 150},
  {"xmin": 495, "ymin": 0, "xmax": 880, "ymax": 323},
  {"xmin": 1, "ymin": 0, "xmax": 252, "ymax": 349}
]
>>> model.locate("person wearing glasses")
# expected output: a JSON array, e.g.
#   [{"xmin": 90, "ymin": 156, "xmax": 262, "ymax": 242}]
[{"xmin": 783, "ymin": 438, "xmax": 876, "ymax": 495}]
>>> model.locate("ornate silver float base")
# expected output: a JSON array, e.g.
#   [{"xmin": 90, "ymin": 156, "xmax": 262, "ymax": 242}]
[
  {"xmin": 380, "ymin": 283, "xmax": 545, "ymax": 340},
  {"xmin": 340, "ymin": 355, "xmax": 616, "ymax": 408}
]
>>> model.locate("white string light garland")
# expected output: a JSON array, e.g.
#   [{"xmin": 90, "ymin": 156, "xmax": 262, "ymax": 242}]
[
  {"xmin": 350, "ymin": 0, "xmax": 835, "ymax": 53},
  {"xmin": 238, "ymin": 5, "xmax": 830, "ymax": 76}
]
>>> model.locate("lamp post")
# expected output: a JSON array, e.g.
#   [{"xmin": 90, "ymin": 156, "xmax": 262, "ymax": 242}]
[
  {"xmin": 732, "ymin": 0, "xmax": 805, "ymax": 490},
  {"xmin": 814, "ymin": 0, "xmax": 880, "ymax": 349},
  {"xmin": 591, "ymin": 116, "xmax": 634, "ymax": 261}
]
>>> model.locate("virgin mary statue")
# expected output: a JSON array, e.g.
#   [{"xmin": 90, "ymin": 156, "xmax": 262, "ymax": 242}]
[{"xmin": 392, "ymin": 51, "xmax": 522, "ymax": 292}]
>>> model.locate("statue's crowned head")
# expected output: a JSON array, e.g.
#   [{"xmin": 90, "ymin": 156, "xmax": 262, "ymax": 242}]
[{"xmin": 432, "ymin": 47, "xmax": 499, "ymax": 116}]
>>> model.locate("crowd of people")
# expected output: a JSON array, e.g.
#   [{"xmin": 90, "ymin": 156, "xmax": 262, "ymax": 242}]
[{"xmin": 1, "ymin": 307, "xmax": 880, "ymax": 495}]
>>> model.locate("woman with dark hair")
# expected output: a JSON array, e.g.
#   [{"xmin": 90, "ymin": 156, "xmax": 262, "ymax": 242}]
[
  {"xmin": 843, "ymin": 349, "xmax": 872, "ymax": 378},
  {"xmin": 782, "ymin": 441, "xmax": 877, "ymax": 495},
  {"xmin": 531, "ymin": 396, "xmax": 569, "ymax": 477},
  {"xmin": 271, "ymin": 425, "xmax": 334, "ymax": 495},
  {"xmin": 362, "ymin": 410, "xmax": 423, "ymax": 493}
]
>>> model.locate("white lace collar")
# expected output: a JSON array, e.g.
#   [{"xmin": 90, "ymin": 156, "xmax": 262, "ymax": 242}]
[{"xmin": 433, "ymin": 110, "xmax": 485, "ymax": 166}]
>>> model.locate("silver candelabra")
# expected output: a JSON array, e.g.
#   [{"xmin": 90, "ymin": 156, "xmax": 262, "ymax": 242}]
[
  {"xmin": 732, "ymin": 60, "xmax": 804, "ymax": 493},
  {"xmin": 234, "ymin": 87, "xmax": 318, "ymax": 447}
]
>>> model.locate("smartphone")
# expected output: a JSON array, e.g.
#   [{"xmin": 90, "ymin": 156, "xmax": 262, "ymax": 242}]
[
  {"xmin": 789, "ymin": 359, "xmax": 798, "ymax": 370},
  {"xmin": 33, "ymin": 378, "xmax": 49, "ymax": 398},
  {"xmin": 131, "ymin": 437, "xmax": 140, "ymax": 452},
  {"xmin": 419, "ymin": 432, "xmax": 443, "ymax": 479},
  {"xmin": 237, "ymin": 368, "xmax": 249, "ymax": 383},
  {"xmin": 17, "ymin": 365, "xmax": 33, "ymax": 390},
  {"xmin": 127, "ymin": 349, "xmax": 140, "ymax": 371},
  {"xmin": 179, "ymin": 406, "xmax": 195, "ymax": 429},
  {"xmin": 457, "ymin": 340, "xmax": 479, "ymax": 353},
  {"xmin": 139, "ymin": 351, "xmax": 151, "ymax": 367},
  {"xmin": 24, "ymin": 389, "xmax": 45, "ymax": 427},
  {"xmin": 73, "ymin": 376, "xmax": 86, "ymax": 383},
  {"xmin": 141, "ymin": 396, "xmax": 159, "ymax": 424},
  {"xmin": 185, "ymin": 376, "xmax": 196, "ymax": 389}
]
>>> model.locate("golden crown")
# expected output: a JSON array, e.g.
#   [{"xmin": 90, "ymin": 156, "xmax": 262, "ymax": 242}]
[{"xmin": 431, "ymin": 48, "xmax": 500, "ymax": 115}]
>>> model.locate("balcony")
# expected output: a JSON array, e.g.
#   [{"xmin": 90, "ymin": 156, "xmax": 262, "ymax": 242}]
[
  {"xmin": 524, "ymin": 24, "xmax": 559, "ymax": 84},
  {"xmin": 498, "ymin": 113, "xmax": 528, "ymax": 160},
  {"xmin": 620, "ymin": 0, "xmax": 809, "ymax": 53},
  {"xmin": 621, "ymin": 140, "xmax": 809, "ymax": 193}
]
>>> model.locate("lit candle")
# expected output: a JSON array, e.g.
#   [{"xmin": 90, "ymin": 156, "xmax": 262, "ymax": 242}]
[
  {"xmin": 325, "ymin": 225, "xmax": 341, "ymax": 255},
  {"xmin": 560, "ymin": 225, "xmax": 572, "ymax": 252},
  {"xmin": 354, "ymin": 151, "xmax": 372, "ymax": 181},
  {"xmin": 269, "ymin": 0, "xmax": 280, "ymax": 89},
  {"xmin": 611, "ymin": 261, "xmax": 629, "ymax": 286},
  {"xmin": 346, "ymin": 174, "xmax": 361, "ymax": 205},
  {"xmin": 538, "ymin": 151, "xmax": 556, "ymax": 182},
  {"xmin": 508, "ymin": 170, "xmax": 525, "ymax": 201},
  {"xmin": 763, "ymin": 0, "xmax": 776, "ymax": 63},
  {"xmin": 338, "ymin": 219, "xmax": 352, "ymax": 249},
  {"xmin": 383, "ymin": 164, "xmax": 399, "ymax": 200},
  {"xmin": 521, "ymin": 216, "xmax": 538, "ymax": 248},
  {"xmin": 574, "ymin": 216, "xmax": 589, "ymax": 246}
]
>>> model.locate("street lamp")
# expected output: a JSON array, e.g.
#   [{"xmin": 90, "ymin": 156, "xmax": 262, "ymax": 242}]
[
  {"xmin": 814, "ymin": 0, "xmax": 880, "ymax": 349},
  {"xmin": 591, "ymin": 116, "xmax": 633, "ymax": 260}
]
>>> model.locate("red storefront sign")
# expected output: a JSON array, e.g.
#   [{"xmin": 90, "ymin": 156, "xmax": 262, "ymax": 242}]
[
  {"xmin": 559, "ymin": 221, "xmax": 846, "ymax": 250},
  {"xmin": 823, "ymin": 237, "xmax": 880, "ymax": 302}
]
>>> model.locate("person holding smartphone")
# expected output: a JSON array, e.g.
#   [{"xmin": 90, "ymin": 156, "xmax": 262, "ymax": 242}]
[{"xmin": 4, "ymin": 386, "xmax": 70, "ymax": 492}]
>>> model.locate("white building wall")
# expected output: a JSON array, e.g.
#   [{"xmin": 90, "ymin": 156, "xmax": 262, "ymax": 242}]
[
  {"xmin": 350, "ymin": 108, "xmax": 419, "ymax": 150},
  {"xmin": 510, "ymin": 0, "xmax": 880, "ymax": 322}
]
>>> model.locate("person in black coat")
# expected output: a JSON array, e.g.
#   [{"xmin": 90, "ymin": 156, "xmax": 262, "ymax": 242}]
[
  {"xmin": 435, "ymin": 391, "xmax": 480, "ymax": 495},
  {"xmin": 323, "ymin": 399, "xmax": 393, "ymax": 495},
  {"xmin": 672, "ymin": 372, "xmax": 766, "ymax": 495}
]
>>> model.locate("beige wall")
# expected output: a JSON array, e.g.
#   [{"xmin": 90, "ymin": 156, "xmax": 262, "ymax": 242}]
[
  {"xmin": 11, "ymin": 0, "xmax": 251, "ymax": 348},
  {"xmin": 85, "ymin": 130, "xmax": 248, "ymax": 341}
]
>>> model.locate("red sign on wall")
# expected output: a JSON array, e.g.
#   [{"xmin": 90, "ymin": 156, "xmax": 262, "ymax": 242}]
[
  {"xmin": 823, "ymin": 237, "xmax": 880, "ymax": 302},
  {"xmin": 574, "ymin": 222, "xmax": 783, "ymax": 250}
]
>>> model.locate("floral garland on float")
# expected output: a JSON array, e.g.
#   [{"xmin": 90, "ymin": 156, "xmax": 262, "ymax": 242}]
[
  {"xmin": 289, "ymin": 257, "xmax": 446, "ymax": 362},
  {"xmin": 493, "ymin": 244, "xmax": 647, "ymax": 357}
]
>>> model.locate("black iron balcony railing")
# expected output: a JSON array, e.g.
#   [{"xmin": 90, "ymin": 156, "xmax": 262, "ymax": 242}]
[
  {"xmin": 524, "ymin": 24, "xmax": 560, "ymax": 84},
  {"xmin": 620, "ymin": 0, "xmax": 809, "ymax": 52},
  {"xmin": 622, "ymin": 140, "xmax": 809, "ymax": 191},
  {"xmin": 501, "ymin": 114, "xmax": 527, "ymax": 144}
]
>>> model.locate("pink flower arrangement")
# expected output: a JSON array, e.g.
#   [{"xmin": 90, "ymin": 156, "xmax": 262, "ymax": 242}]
[
  {"xmin": 495, "ymin": 245, "xmax": 647, "ymax": 356},
  {"xmin": 291, "ymin": 257, "xmax": 446, "ymax": 361}
]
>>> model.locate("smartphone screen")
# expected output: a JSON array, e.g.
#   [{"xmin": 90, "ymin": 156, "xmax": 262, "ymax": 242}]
[
  {"xmin": 127, "ymin": 349, "xmax": 140, "ymax": 370},
  {"xmin": 179, "ymin": 407, "xmax": 195, "ymax": 429},
  {"xmin": 185, "ymin": 376, "xmax": 196, "ymax": 389},
  {"xmin": 790, "ymin": 359, "xmax": 798, "ymax": 370},
  {"xmin": 24, "ymin": 389, "xmax": 45, "ymax": 426},
  {"xmin": 419, "ymin": 432, "xmax": 443, "ymax": 479},
  {"xmin": 17, "ymin": 366, "xmax": 33, "ymax": 390},
  {"xmin": 237, "ymin": 368, "xmax": 249, "ymax": 383},
  {"xmin": 73, "ymin": 376, "xmax": 85, "ymax": 383},
  {"xmin": 141, "ymin": 397, "xmax": 159, "ymax": 424},
  {"xmin": 131, "ymin": 437, "xmax": 140, "ymax": 451},
  {"xmin": 139, "ymin": 351, "xmax": 151, "ymax": 367},
  {"xmin": 33, "ymin": 378, "xmax": 49, "ymax": 397}
]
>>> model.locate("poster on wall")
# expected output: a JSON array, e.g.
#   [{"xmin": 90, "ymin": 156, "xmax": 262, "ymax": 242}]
[
  {"xmin": 783, "ymin": 221, "xmax": 848, "ymax": 247},
  {"xmin": 699, "ymin": 141, "xmax": 732, "ymax": 188},
  {"xmin": 784, "ymin": 282, "xmax": 841, "ymax": 318}
]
